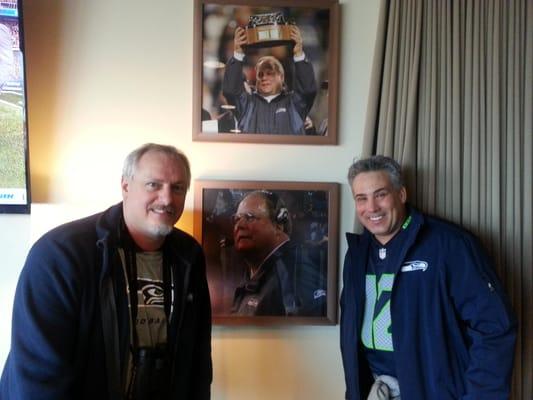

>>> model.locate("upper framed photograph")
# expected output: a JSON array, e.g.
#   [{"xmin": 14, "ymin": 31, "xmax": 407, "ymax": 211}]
[
  {"xmin": 193, "ymin": 0, "xmax": 339, "ymax": 144},
  {"xmin": 194, "ymin": 180, "xmax": 339, "ymax": 325}
]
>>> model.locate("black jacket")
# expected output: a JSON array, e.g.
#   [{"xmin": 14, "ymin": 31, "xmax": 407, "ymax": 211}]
[
  {"xmin": 232, "ymin": 241, "xmax": 298, "ymax": 316},
  {"xmin": 222, "ymin": 56, "xmax": 317, "ymax": 135},
  {"xmin": 0, "ymin": 203, "xmax": 212, "ymax": 399}
]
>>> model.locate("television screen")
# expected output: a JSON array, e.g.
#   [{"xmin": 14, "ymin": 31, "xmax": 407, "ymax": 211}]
[{"xmin": 0, "ymin": 0, "xmax": 30, "ymax": 213}]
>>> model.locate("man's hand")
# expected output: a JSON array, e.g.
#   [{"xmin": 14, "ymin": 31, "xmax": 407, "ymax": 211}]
[
  {"xmin": 304, "ymin": 116, "xmax": 314, "ymax": 130},
  {"xmin": 234, "ymin": 26, "xmax": 247, "ymax": 55},
  {"xmin": 290, "ymin": 25, "xmax": 304, "ymax": 57}
]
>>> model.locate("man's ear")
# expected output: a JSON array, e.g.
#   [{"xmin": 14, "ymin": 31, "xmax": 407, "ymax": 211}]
[
  {"xmin": 400, "ymin": 186, "xmax": 407, "ymax": 204},
  {"xmin": 121, "ymin": 177, "xmax": 129, "ymax": 195}
]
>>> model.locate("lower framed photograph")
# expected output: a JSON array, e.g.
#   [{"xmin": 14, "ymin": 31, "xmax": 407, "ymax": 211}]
[{"xmin": 194, "ymin": 180, "xmax": 339, "ymax": 325}]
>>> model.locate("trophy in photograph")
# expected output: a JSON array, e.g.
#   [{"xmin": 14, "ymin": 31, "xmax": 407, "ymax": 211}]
[{"xmin": 244, "ymin": 12, "xmax": 295, "ymax": 48}]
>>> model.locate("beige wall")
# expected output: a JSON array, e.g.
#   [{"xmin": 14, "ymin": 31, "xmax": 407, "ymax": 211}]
[{"xmin": 0, "ymin": 1, "xmax": 380, "ymax": 398}]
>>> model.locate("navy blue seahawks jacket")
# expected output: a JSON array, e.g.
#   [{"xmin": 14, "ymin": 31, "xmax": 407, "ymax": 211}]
[
  {"xmin": 0, "ymin": 203, "xmax": 212, "ymax": 399},
  {"xmin": 340, "ymin": 207, "xmax": 516, "ymax": 399}
]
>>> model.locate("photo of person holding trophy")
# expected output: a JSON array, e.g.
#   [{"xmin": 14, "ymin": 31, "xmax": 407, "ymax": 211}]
[
  {"xmin": 196, "ymin": 3, "xmax": 336, "ymax": 141},
  {"xmin": 222, "ymin": 13, "xmax": 317, "ymax": 135}
]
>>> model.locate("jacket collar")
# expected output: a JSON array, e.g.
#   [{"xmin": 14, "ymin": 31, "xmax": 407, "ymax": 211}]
[{"xmin": 95, "ymin": 202, "xmax": 124, "ymax": 248}]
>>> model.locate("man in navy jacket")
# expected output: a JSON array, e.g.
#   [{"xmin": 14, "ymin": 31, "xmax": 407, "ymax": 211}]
[
  {"xmin": 230, "ymin": 190, "xmax": 297, "ymax": 316},
  {"xmin": 340, "ymin": 155, "xmax": 516, "ymax": 399},
  {"xmin": 0, "ymin": 143, "xmax": 212, "ymax": 399}
]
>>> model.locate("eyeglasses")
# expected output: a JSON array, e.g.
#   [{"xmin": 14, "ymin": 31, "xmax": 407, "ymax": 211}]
[{"xmin": 232, "ymin": 212, "xmax": 266, "ymax": 225}]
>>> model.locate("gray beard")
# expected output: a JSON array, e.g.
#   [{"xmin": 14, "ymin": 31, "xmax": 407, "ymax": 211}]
[{"xmin": 148, "ymin": 224, "xmax": 173, "ymax": 238}]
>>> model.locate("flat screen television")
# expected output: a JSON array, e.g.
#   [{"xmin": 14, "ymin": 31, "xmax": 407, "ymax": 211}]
[{"xmin": 0, "ymin": 0, "xmax": 30, "ymax": 213}]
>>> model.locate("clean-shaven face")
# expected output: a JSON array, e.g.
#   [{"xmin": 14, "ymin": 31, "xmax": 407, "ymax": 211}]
[
  {"xmin": 233, "ymin": 194, "xmax": 280, "ymax": 255},
  {"xmin": 256, "ymin": 68, "xmax": 283, "ymax": 96},
  {"xmin": 351, "ymin": 170, "xmax": 407, "ymax": 245},
  {"xmin": 122, "ymin": 150, "xmax": 187, "ymax": 249}
]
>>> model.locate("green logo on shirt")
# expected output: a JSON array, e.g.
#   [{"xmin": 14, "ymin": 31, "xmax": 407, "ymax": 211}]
[{"xmin": 361, "ymin": 274, "xmax": 394, "ymax": 351}]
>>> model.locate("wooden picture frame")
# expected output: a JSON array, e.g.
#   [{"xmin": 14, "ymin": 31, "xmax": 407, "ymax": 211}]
[
  {"xmin": 194, "ymin": 180, "xmax": 339, "ymax": 325},
  {"xmin": 193, "ymin": 0, "xmax": 339, "ymax": 144}
]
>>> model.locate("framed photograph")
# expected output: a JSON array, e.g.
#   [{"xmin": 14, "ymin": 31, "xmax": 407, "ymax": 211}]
[
  {"xmin": 0, "ymin": 0, "xmax": 30, "ymax": 213},
  {"xmin": 193, "ymin": 0, "xmax": 339, "ymax": 144},
  {"xmin": 194, "ymin": 180, "xmax": 339, "ymax": 325}
]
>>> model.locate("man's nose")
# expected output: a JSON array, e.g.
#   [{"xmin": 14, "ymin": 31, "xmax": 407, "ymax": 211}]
[
  {"xmin": 233, "ymin": 218, "xmax": 244, "ymax": 230},
  {"xmin": 159, "ymin": 186, "xmax": 173, "ymax": 205},
  {"xmin": 367, "ymin": 197, "xmax": 379, "ymax": 212}
]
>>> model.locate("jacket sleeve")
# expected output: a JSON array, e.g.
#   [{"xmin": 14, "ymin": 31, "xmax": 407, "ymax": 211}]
[
  {"xmin": 447, "ymin": 234, "xmax": 517, "ymax": 399},
  {"xmin": 340, "ymin": 237, "xmax": 373, "ymax": 400},
  {"xmin": 188, "ymin": 247, "xmax": 213, "ymax": 400},
  {"xmin": 222, "ymin": 57, "xmax": 248, "ymax": 113},
  {"xmin": 340, "ymin": 249, "xmax": 355, "ymax": 400},
  {"xmin": 0, "ymin": 237, "xmax": 82, "ymax": 399},
  {"xmin": 292, "ymin": 58, "xmax": 317, "ymax": 117}
]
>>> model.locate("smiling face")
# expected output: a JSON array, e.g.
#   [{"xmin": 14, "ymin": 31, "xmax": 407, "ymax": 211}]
[
  {"xmin": 121, "ymin": 150, "xmax": 188, "ymax": 250},
  {"xmin": 351, "ymin": 170, "xmax": 407, "ymax": 245},
  {"xmin": 232, "ymin": 194, "xmax": 285, "ymax": 260}
]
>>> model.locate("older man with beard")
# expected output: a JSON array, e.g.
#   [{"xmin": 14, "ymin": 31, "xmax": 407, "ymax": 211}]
[{"xmin": 1, "ymin": 143, "xmax": 212, "ymax": 400}]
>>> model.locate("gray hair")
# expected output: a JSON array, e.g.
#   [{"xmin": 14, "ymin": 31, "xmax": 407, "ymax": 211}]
[
  {"xmin": 347, "ymin": 155, "xmax": 404, "ymax": 189},
  {"xmin": 122, "ymin": 143, "xmax": 191, "ymax": 188}
]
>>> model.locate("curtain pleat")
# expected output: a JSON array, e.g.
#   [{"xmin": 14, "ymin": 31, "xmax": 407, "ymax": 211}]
[
  {"xmin": 362, "ymin": 0, "xmax": 533, "ymax": 397},
  {"xmin": 523, "ymin": 2, "xmax": 533, "ymax": 398}
]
